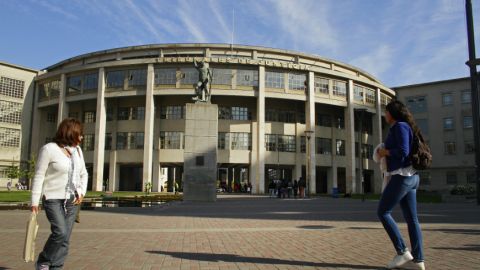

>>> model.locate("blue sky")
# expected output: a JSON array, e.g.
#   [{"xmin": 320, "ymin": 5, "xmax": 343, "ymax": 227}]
[{"xmin": 1, "ymin": 0, "xmax": 479, "ymax": 87}]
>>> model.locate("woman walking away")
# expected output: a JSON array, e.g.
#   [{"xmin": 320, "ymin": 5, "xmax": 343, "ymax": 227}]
[
  {"xmin": 31, "ymin": 118, "xmax": 88, "ymax": 270},
  {"xmin": 377, "ymin": 100, "xmax": 425, "ymax": 270}
]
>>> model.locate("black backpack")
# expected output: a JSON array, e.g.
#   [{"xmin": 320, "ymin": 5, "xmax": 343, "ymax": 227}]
[{"xmin": 409, "ymin": 131, "xmax": 432, "ymax": 170}]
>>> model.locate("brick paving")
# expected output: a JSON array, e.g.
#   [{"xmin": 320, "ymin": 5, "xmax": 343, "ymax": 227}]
[{"xmin": 1, "ymin": 195, "xmax": 480, "ymax": 270}]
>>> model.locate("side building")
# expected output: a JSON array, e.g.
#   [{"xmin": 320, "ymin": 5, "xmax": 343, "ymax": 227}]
[
  {"xmin": 29, "ymin": 44, "xmax": 394, "ymax": 194},
  {"xmin": 394, "ymin": 77, "xmax": 475, "ymax": 193},
  {"xmin": 0, "ymin": 61, "xmax": 37, "ymax": 189}
]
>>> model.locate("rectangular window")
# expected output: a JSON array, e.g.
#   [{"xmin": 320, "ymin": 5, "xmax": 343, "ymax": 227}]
[
  {"xmin": 160, "ymin": 131, "xmax": 183, "ymax": 149},
  {"xmin": 132, "ymin": 107, "xmax": 145, "ymax": 120},
  {"xmin": 442, "ymin": 93, "xmax": 453, "ymax": 106},
  {"xmin": 332, "ymin": 80, "xmax": 347, "ymax": 97},
  {"xmin": 336, "ymin": 140, "xmax": 346, "ymax": 156},
  {"xmin": 218, "ymin": 106, "xmax": 232, "ymax": 120},
  {"xmin": 116, "ymin": 132, "xmax": 126, "ymax": 150},
  {"xmin": 237, "ymin": 69, "xmax": 258, "ymax": 87},
  {"xmin": 154, "ymin": 68, "xmax": 177, "ymax": 85},
  {"xmin": 212, "ymin": 68, "xmax": 232, "ymax": 85},
  {"xmin": 0, "ymin": 100, "xmax": 22, "ymax": 125},
  {"xmin": 288, "ymin": 73, "xmax": 306, "ymax": 91},
  {"xmin": 466, "ymin": 171, "xmax": 476, "ymax": 184},
  {"xmin": 106, "ymin": 108, "xmax": 114, "ymax": 121},
  {"xmin": 128, "ymin": 132, "xmax": 144, "ymax": 149},
  {"xmin": 83, "ymin": 73, "xmax": 98, "ymax": 91},
  {"xmin": 278, "ymin": 135, "xmax": 296, "ymax": 152},
  {"xmin": 0, "ymin": 76, "xmax": 24, "ymax": 99},
  {"xmin": 265, "ymin": 109, "xmax": 277, "ymax": 122},
  {"xmin": 231, "ymin": 107, "xmax": 251, "ymax": 120},
  {"xmin": 39, "ymin": 80, "xmax": 60, "ymax": 99},
  {"xmin": 277, "ymin": 110, "xmax": 296, "ymax": 123},
  {"xmin": 446, "ymin": 171, "xmax": 457, "ymax": 185},
  {"xmin": 335, "ymin": 115, "xmax": 345, "ymax": 129},
  {"xmin": 105, "ymin": 133, "xmax": 112, "ymax": 150},
  {"xmin": 118, "ymin": 107, "xmax": 145, "ymax": 120},
  {"xmin": 82, "ymin": 134, "xmax": 95, "ymax": 151},
  {"xmin": 465, "ymin": 141, "xmax": 475, "ymax": 154},
  {"xmin": 0, "ymin": 127, "xmax": 20, "ymax": 147},
  {"xmin": 314, "ymin": 77, "xmax": 329, "ymax": 95},
  {"xmin": 462, "ymin": 90, "xmax": 471, "ymax": 104},
  {"xmin": 161, "ymin": 106, "xmax": 184, "ymax": 119},
  {"xmin": 463, "ymin": 116, "xmax": 473, "ymax": 129},
  {"xmin": 406, "ymin": 96, "xmax": 427, "ymax": 113},
  {"xmin": 362, "ymin": 144, "xmax": 374, "ymax": 159},
  {"xmin": 67, "ymin": 75, "xmax": 82, "ymax": 95},
  {"xmin": 128, "ymin": 69, "xmax": 147, "ymax": 86},
  {"xmin": 316, "ymin": 138, "xmax": 332, "ymax": 155},
  {"xmin": 266, "ymin": 71, "xmax": 284, "ymax": 89},
  {"xmin": 106, "ymin": 70, "xmax": 125, "ymax": 88},
  {"xmin": 353, "ymin": 85, "xmax": 364, "ymax": 102},
  {"xmin": 68, "ymin": 112, "xmax": 79, "ymax": 120},
  {"xmin": 300, "ymin": 136, "xmax": 306, "ymax": 153},
  {"xmin": 47, "ymin": 112, "xmax": 56, "ymax": 123},
  {"xmin": 365, "ymin": 88, "xmax": 375, "ymax": 104},
  {"xmin": 218, "ymin": 132, "xmax": 229, "ymax": 150},
  {"xmin": 444, "ymin": 142, "xmax": 456, "ymax": 155},
  {"xmin": 265, "ymin": 134, "xmax": 277, "ymax": 151},
  {"xmin": 179, "ymin": 68, "xmax": 197, "ymax": 85},
  {"xmin": 316, "ymin": 114, "xmax": 332, "ymax": 127},
  {"xmin": 231, "ymin": 132, "xmax": 251, "ymax": 150},
  {"xmin": 117, "ymin": 107, "xmax": 130, "ymax": 120},
  {"xmin": 419, "ymin": 172, "xmax": 431, "ymax": 186},
  {"xmin": 83, "ymin": 111, "xmax": 96, "ymax": 123},
  {"xmin": 443, "ymin": 117, "xmax": 454, "ymax": 130}
]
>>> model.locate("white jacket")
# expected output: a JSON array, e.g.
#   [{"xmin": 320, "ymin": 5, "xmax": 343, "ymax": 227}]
[{"xmin": 31, "ymin": 143, "xmax": 88, "ymax": 206}]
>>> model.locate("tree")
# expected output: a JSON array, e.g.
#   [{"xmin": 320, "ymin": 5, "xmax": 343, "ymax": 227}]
[
  {"xmin": 6, "ymin": 162, "xmax": 22, "ymax": 189},
  {"xmin": 22, "ymin": 153, "xmax": 36, "ymax": 189}
]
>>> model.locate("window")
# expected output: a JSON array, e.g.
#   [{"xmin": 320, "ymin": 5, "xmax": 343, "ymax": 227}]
[
  {"xmin": 179, "ymin": 68, "xmax": 197, "ymax": 85},
  {"xmin": 335, "ymin": 115, "xmax": 345, "ymax": 129},
  {"xmin": 0, "ymin": 76, "xmax": 24, "ymax": 98},
  {"xmin": 316, "ymin": 138, "xmax": 332, "ymax": 155},
  {"xmin": 83, "ymin": 73, "xmax": 98, "ymax": 91},
  {"xmin": 218, "ymin": 106, "xmax": 231, "ymax": 120},
  {"xmin": 117, "ymin": 107, "xmax": 130, "ymax": 121},
  {"xmin": 446, "ymin": 172, "xmax": 457, "ymax": 185},
  {"xmin": 463, "ymin": 116, "xmax": 473, "ymax": 129},
  {"xmin": 265, "ymin": 109, "xmax": 277, "ymax": 122},
  {"xmin": 231, "ymin": 107, "xmax": 250, "ymax": 120},
  {"xmin": 117, "ymin": 132, "xmax": 144, "ymax": 150},
  {"xmin": 277, "ymin": 110, "xmax": 295, "ymax": 123},
  {"xmin": 465, "ymin": 141, "xmax": 475, "ymax": 154},
  {"xmin": 212, "ymin": 68, "xmax": 232, "ymax": 85},
  {"xmin": 466, "ymin": 171, "xmax": 476, "ymax": 184},
  {"xmin": 266, "ymin": 71, "xmax": 284, "ymax": 89},
  {"xmin": 160, "ymin": 131, "xmax": 183, "ymax": 149},
  {"xmin": 442, "ymin": 93, "xmax": 453, "ymax": 106},
  {"xmin": 314, "ymin": 77, "xmax": 329, "ymax": 95},
  {"xmin": 336, "ymin": 140, "xmax": 345, "ymax": 156},
  {"xmin": 0, "ymin": 100, "xmax": 22, "ymax": 124},
  {"xmin": 265, "ymin": 134, "xmax": 277, "ymax": 151},
  {"xmin": 381, "ymin": 93, "xmax": 391, "ymax": 107},
  {"xmin": 118, "ymin": 107, "xmax": 145, "ymax": 120},
  {"xmin": 316, "ymin": 114, "xmax": 332, "ymax": 127},
  {"xmin": 0, "ymin": 127, "xmax": 20, "ymax": 147},
  {"xmin": 132, "ymin": 107, "xmax": 145, "ymax": 120},
  {"xmin": 462, "ymin": 90, "xmax": 471, "ymax": 104},
  {"xmin": 218, "ymin": 132, "xmax": 229, "ymax": 150},
  {"xmin": 67, "ymin": 75, "xmax": 82, "ymax": 95},
  {"xmin": 444, "ymin": 142, "xmax": 456, "ymax": 155},
  {"xmin": 161, "ymin": 106, "xmax": 184, "ymax": 119},
  {"xmin": 288, "ymin": 73, "xmax": 306, "ymax": 91},
  {"xmin": 365, "ymin": 88, "xmax": 375, "ymax": 104},
  {"xmin": 128, "ymin": 69, "xmax": 147, "ymax": 86},
  {"xmin": 105, "ymin": 133, "xmax": 112, "ymax": 150},
  {"xmin": 237, "ymin": 69, "xmax": 258, "ymax": 87},
  {"xmin": 419, "ymin": 172, "xmax": 431, "ymax": 186},
  {"xmin": 406, "ymin": 96, "xmax": 427, "ymax": 113},
  {"xmin": 106, "ymin": 70, "xmax": 125, "ymax": 88},
  {"xmin": 82, "ymin": 134, "xmax": 95, "ymax": 151},
  {"xmin": 106, "ymin": 108, "xmax": 114, "ymax": 121},
  {"xmin": 415, "ymin": 119, "xmax": 429, "ymax": 136},
  {"xmin": 278, "ymin": 135, "xmax": 296, "ymax": 152},
  {"xmin": 47, "ymin": 112, "xmax": 56, "ymax": 123},
  {"xmin": 332, "ymin": 80, "xmax": 347, "ymax": 97},
  {"xmin": 39, "ymin": 80, "xmax": 60, "ymax": 99},
  {"xmin": 68, "ymin": 112, "xmax": 79, "ymax": 120},
  {"xmin": 155, "ymin": 68, "xmax": 177, "ymax": 85},
  {"xmin": 231, "ymin": 133, "xmax": 251, "ymax": 150},
  {"xmin": 353, "ymin": 85, "xmax": 364, "ymax": 102},
  {"xmin": 443, "ymin": 118, "xmax": 454, "ymax": 130},
  {"xmin": 300, "ymin": 136, "xmax": 306, "ymax": 153},
  {"xmin": 83, "ymin": 111, "xmax": 95, "ymax": 123},
  {"xmin": 361, "ymin": 144, "xmax": 374, "ymax": 159}
]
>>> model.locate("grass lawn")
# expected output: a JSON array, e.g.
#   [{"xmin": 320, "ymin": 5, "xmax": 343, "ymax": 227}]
[{"xmin": 0, "ymin": 191, "xmax": 31, "ymax": 202}]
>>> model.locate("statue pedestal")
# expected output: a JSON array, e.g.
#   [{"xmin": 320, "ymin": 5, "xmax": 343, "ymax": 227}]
[{"xmin": 183, "ymin": 103, "xmax": 218, "ymax": 202}]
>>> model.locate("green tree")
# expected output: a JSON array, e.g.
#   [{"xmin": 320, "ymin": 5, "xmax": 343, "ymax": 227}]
[
  {"xmin": 6, "ymin": 162, "xmax": 22, "ymax": 190},
  {"xmin": 22, "ymin": 153, "xmax": 36, "ymax": 189}
]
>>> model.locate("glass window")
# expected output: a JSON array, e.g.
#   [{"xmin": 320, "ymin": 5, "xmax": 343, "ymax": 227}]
[
  {"xmin": 128, "ymin": 69, "xmax": 147, "ymax": 86},
  {"xmin": 265, "ymin": 109, "xmax": 277, "ymax": 122},
  {"xmin": 336, "ymin": 140, "xmax": 345, "ymax": 156},
  {"xmin": 353, "ymin": 85, "xmax": 364, "ymax": 102},
  {"xmin": 316, "ymin": 138, "xmax": 332, "ymax": 155},
  {"xmin": 466, "ymin": 171, "xmax": 476, "ymax": 184},
  {"xmin": 47, "ymin": 112, "xmax": 56, "ymax": 123},
  {"xmin": 278, "ymin": 135, "xmax": 296, "ymax": 152},
  {"xmin": 218, "ymin": 106, "xmax": 232, "ymax": 120},
  {"xmin": 0, "ymin": 127, "xmax": 20, "ymax": 147},
  {"xmin": 335, "ymin": 115, "xmax": 345, "ymax": 129},
  {"xmin": 288, "ymin": 73, "xmax": 306, "ymax": 91},
  {"xmin": 83, "ymin": 73, "xmax": 98, "ymax": 91},
  {"xmin": 362, "ymin": 144, "xmax": 374, "ymax": 159},
  {"xmin": 67, "ymin": 75, "xmax": 82, "ymax": 95},
  {"xmin": 265, "ymin": 134, "xmax": 277, "ymax": 151},
  {"xmin": 132, "ymin": 107, "xmax": 145, "ymax": 120},
  {"xmin": 442, "ymin": 93, "xmax": 453, "ymax": 106},
  {"xmin": 419, "ymin": 172, "xmax": 431, "ymax": 185},
  {"xmin": 332, "ymin": 80, "xmax": 347, "ymax": 97},
  {"xmin": 82, "ymin": 134, "xmax": 95, "ymax": 151},
  {"xmin": 106, "ymin": 108, "xmax": 114, "ymax": 121},
  {"xmin": 83, "ymin": 111, "xmax": 96, "ymax": 123},
  {"xmin": 415, "ymin": 119, "xmax": 429, "ymax": 136},
  {"xmin": 155, "ymin": 68, "xmax": 177, "ymax": 85},
  {"xmin": 266, "ymin": 71, "xmax": 284, "ymax": 89},
  {"xmin": 129, "ymin": 132, "xmax": 144, "ymax": 149},
  {"xmin": 105, "ymin": 133, "xmax": 112, "ymax": 150},
  {"xmin": 0, "ymin": 76, "xmax": 24, "ymax": 98},
  {"xmin": 0, "ymin": 100, "xmax": 22, "ymax": 125},
  {"xmin": 231, "ymin": 132, "xmax": 251, "ymax": 150},
  {"xmin": 39, "ymin": 80, "xmax": 60, "ymax": 99},
  {"xmin": 231, "ymin": 107, "xmax": 250, "ymax": 120},
  {"xmin": 314, "ymin": 77, "xmax": 329, "ymax": 95},
  {"xmin": 160, "ymin": 131, "xmax": 183, "ymax": 149},
  {"xmin": 179, "ymin": 68, "xmax": 197, "ymax": 85},
  {"xmin": 462, "ymin": 90, "xmax": 471, "ymax": 104},
  {"xmin": 463, "ymin": 116, "xmax": 473, "ymax": 129},
  {"xmin": 316, "ymin": 114, "xmax": 332, "ymax": 127},
  {"xmin": 443, "ymin": 118, "xmax": 454, "ymax": 130},
  {"xmin": 446, "ymin": 171, "xmax": 457, "ymax": 185},
  {"xmin": 161, "ymin": 106, "xmax": 184, "ymax": 119},
  {"xmin": 365, "ymin": 88, "xmax": 375, "ymax": 104},
  {"xmin": 118, "ymin": 107, "xmax": 145, "ymax": 120},
  {"xmin": 118, "ymin": 107, "xmax": 129, "ymax": 120},
  {"xmin": 277, "ymin": 110, "xmax": 296, "ymax": 123},
  {"xmin": 300, "ymin": 136, "xmax": 306, "ymax": 153},
  {"xmin": 116, "ymin": 132, "xmax": 126, "ymax": 150},
  {"xmin": 212, "ymin": 68, "xmax": 232, "ymax": 85},
  {"xmin": 444, "ymin": 142, "xmax": 456, "ymax": 155},
  {"xmin": 465, "ymin": 141, "xmax": 475, "ymax": 154},
  {"xmin": 406, "ymin": 96, "xmax": 427, "ymax": 113},
  {"xmin": 106, "ymin": 70, "xmax": 125, "ymax": 88},
  {"xmin": 237, "ymin": 69, "xmax": 258, "ymax": 87},
  {"xmin": 218, "ymin": 132, "xmax": 229, "ymax": 150},
  {"xmin": 68, "ymin": 112, "xmax": 79, "ymax": 120}
]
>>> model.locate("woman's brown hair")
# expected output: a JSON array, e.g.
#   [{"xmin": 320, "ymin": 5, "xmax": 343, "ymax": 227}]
[{"xmin": 53, "ymin": 118, "xmax": 83, "ymax": 147}]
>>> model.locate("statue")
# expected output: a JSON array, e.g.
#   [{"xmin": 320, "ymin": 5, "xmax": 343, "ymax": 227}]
[{"xmin": 193, "ymin": 59, "xmax": 212, "ymax": 102}]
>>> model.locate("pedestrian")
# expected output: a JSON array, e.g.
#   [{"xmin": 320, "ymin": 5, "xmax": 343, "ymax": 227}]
[
  {"xmin": 287, "ymin": 180, "xmax": 293, "ymax": 198},
  {"xmin": 376, "ymin": 100, "xmax": 425, "ymax": 270},
  {"xmin": 293, "ymin": 180, "xmax": 298, "ymax": 198},
  {"xmin": 31, "ymin": 118, "xmax": 88, "ymax": 270},
  {"xmin": 268, "ymin": 181, "xmax": 275, "ymax": 198},
  {"xmin": 6, "ymin": 181, "xmax": 12, "ymax": 191},
  {"xmin": 298, "ymin": 177, "xmax": 306, "ymax": 198}
]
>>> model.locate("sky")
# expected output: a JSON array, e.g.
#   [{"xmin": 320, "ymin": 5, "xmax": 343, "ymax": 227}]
[{"xmin": 1, "ymin": 0, "xmax": 479, "ymax": 87}]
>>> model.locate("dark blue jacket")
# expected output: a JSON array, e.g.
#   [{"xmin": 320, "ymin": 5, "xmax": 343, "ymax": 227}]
[{"xmin": 384, "ymin": 121, "xmax": 413, "ymax": 172}]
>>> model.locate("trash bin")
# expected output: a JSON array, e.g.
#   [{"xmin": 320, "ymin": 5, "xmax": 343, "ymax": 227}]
[{"xmin": 332, "ymin": 187, "xmax": 339, "ymax": 198}]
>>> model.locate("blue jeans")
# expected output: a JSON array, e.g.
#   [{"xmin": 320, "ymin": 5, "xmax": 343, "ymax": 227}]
[
  {"xmin": 377, "ymin": 174, "xmax": 424, "ymax": 262},
  {"xmin": 37, "ymin": 195, "xmax": 78, "ymax": 270}
]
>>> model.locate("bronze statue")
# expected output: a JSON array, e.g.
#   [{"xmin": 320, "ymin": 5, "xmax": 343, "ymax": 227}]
[{"xmin": 193, "ymin": 59, "xmax": 212, "ymax": 102}]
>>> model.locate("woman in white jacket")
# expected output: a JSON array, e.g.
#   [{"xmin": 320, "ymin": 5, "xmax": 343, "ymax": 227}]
[{"xmin": 31, "ymin": 118, "xmax": 88, "ymax": 270}]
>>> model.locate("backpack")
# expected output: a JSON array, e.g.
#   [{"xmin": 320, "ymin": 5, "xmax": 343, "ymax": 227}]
[{"xmin": 409, "ymin": 130, "xmax": 432, "ymax": 170}]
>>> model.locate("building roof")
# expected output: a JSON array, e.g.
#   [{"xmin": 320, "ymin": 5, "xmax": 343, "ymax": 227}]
[
  {"xmin": 393, "ymin": 76, "xmax": 471, "ymax": 90},
  {"xmin": 0, "ymin": 61, "xmax": 38, "ymax": 73}
]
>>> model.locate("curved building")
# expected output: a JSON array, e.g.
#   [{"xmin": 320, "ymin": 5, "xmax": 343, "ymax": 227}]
[{"xmin": 31, "ymin": 44, "xmax": 394, "ymax": 194}]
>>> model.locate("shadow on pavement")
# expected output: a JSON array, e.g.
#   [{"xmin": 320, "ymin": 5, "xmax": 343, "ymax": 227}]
[
  {"xmin": 145, "ymin": 250, "xmax": 383, "ymax": 269},
  {"xmin": 298, "ymin": 225, "xmax": 334, "ymax": 230},
  {"xmin": 424, "ymin": 228, "xmax": 480, "ymax": 235},
  {"xmin": 432, "ymin": 245, "xmax": 480, "ymax": 252}
]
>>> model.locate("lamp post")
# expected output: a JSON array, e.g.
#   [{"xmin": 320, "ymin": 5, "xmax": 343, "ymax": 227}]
[
  {"xmin": 305, "ymin": 130, "xmax": 314, "ymax": 198},
  {"xmin": 354, "ymin": 108, "xmax": 367, "ymax": 202}
]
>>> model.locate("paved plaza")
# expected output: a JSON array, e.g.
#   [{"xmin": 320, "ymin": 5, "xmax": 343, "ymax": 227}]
[{"xmin": 1, "ymin": 195, "xmax": 480, "ymax": 270}]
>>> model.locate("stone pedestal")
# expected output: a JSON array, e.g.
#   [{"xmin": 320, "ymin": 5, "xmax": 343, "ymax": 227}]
[{"xmin": 183, "ymin": 103, "xmax": 218, "ymax": 201}]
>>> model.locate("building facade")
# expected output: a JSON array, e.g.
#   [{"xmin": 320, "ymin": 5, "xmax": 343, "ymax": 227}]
[
  {"xmin": 394, "ymin": 78, "xmax": 476, "ymax": 193},
  {"xmin": 30, "ymin": 44, "xmax": 394, "ymax": 194},
  {"xmin": 0, "ymin": 61, "xmax": 37, "ymax": 189}
]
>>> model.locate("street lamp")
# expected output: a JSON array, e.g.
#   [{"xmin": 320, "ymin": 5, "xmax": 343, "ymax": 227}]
[
  {"xmin": 354, "ymin": 108, "xmax": 367, "ymax": 202},
  {"xmin": 305, "ymin": 130, "xmax": 314, "ymax": 198}
]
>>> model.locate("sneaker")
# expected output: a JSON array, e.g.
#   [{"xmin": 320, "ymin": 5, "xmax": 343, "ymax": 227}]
[
  {"xmin": 386, "ymin": 251, "xmax": 414, "ymax": 269},
  {"xmin": 403, "ymin": 260, "xmax": 425, "ymax": 270},
  {"xmin": 37, "ymin": 264, "xmax": 49, "ymax": 270}
]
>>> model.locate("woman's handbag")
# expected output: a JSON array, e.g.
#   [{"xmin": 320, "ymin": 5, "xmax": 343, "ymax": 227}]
[{"xmin": 23, "ymin": 212, "xmax": 39, "ymax": 262}]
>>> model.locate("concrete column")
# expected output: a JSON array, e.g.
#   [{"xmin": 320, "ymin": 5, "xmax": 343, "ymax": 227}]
[
  {"xmin": 31, "ymin": 83, "xmax": 41, "ymax": 153},
  {"xmin": 345, "ymin": 79, "xmax": 356, "ymax": 194},
  {"xmin": 57, "ymin": 74, "xmax": 68, "ymax": 125},
  {"xmin": 143, "ymin": 64, "xmax": 155, "ymax": 190},
  {"xmin": 93, "ymin": 68, "xmax": 106, "ymax": 191},
  {"xmin": 108, "ymin": 151, "xmax": 117, "ymax": 191},
  {"xmin": 331, "ymin": 126, "xmax": 338, "ymax": 194},
  {"xmin": 373, "ymin": 88, "xmax": 384, "ymax": 193},
  {"xmin": 250, "ymin": 122, "xmax": 258, "ymax": 192},
  {"xmin": 152, "ymin": 150, "xmax": 162, "ymax": 192},
  {"xmin": 295, "ymin": 123, "xmax": 302, "ymax": 181},
  {"xmin": 257, "ymin": 66, "xmax": 266, "ymax": 194},
  {"xmin": 306, "ymin": 71, "xmax": 316, "ymax": 194}
]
